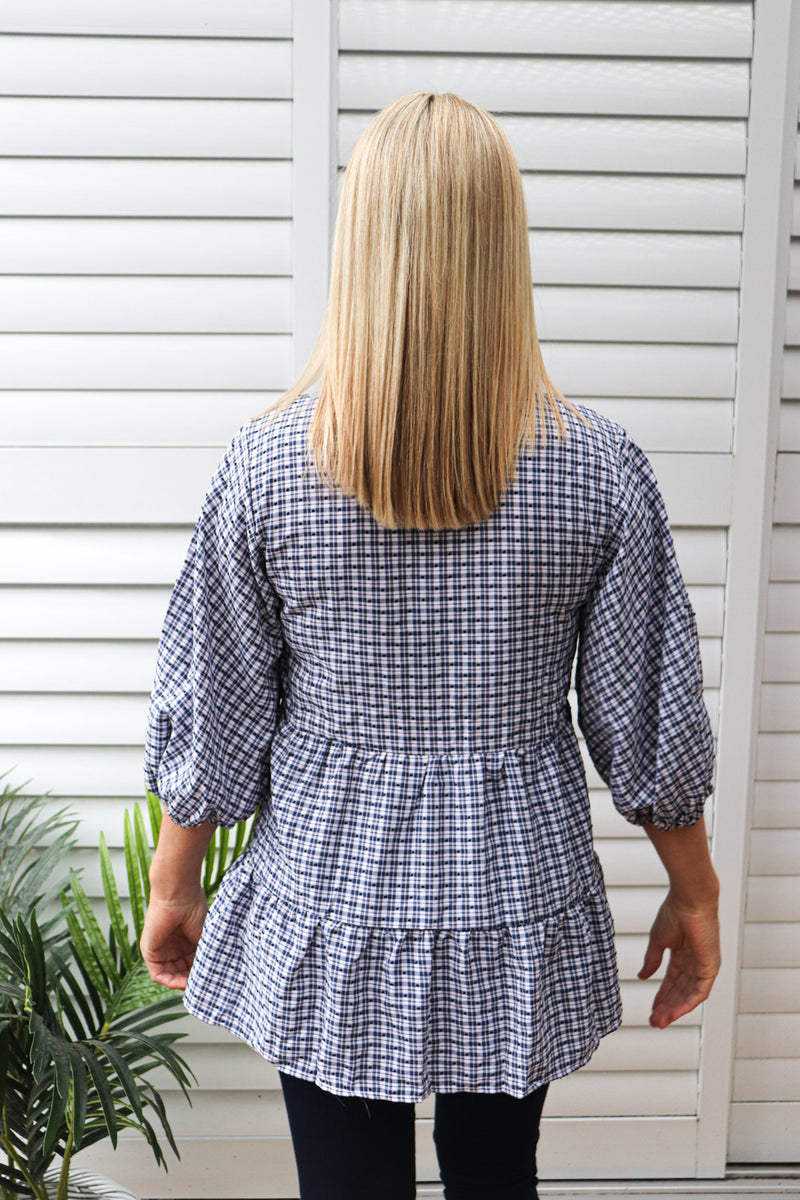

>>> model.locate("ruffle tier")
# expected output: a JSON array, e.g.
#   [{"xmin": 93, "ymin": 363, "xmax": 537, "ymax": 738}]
[{"xmin": 182, "ymin": 852, "xmax": 623, "ymax": 1103}]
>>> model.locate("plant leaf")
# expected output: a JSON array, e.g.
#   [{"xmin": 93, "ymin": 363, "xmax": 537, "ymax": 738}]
[
  {"xmin": 61, "ymin": 893, "xmax": 112, "ymax": 1004},
  {"xmin": 123, "ymin": 809, "xmax": 145, "ymax": 944},
  {"xmin": 65, "ymin": 871, "xmax": 121, "ymax": 986},
  {"xmin": 138, "ymin": 1083, "xmax": 181, "ymax": 1161},
  {"xmin": 73, "ymin": 1043, "xmax": 119, "ymax": 1148},
  {"xmin": 216, "ymin": 826, "xmax": 230, "ymax": 875},
  {"xmin": 99, "ymin": 832, "xmax": 134, "ymax": 972},
  {"xmin": 69, "ymin": 1043, "xmax": 89, "ymax": 1151},
  {"xmin": 146, "ymin": 789, "xmax": 163, "ymax": 846},
  {"xmin": 11, "ymin": 827, "xmax": 81, "ymax": 916},
  {"xmin": 0, "ymin": 781, "xmax": 80, "ymax": 926},
  {"xmin": 230, "ymin": 817, "xmax": 247, "ymax": 863},
  {"xmin": 103, "ymin": 959, "xmax": 180, "ymax": 1025},
  {"xmin": 53, "ymin": 973, "xmax": 89, "ymax": 1042},
  {"xmin": 201, "ymin": 836, "xmax": 215, "ymax": 893},
  {"xmin": 89, "ymin": 1038, "xmax": 144, "ymax": 1121},
  {"xmin": 0, "ymin": 1021, "xmax": 9, "ymax": 1109},
  {"xmin": 41, "ymin": 1025, "xmax": 71, "ymax": 1156},
  {"xmin": 107, "ymin": 995, "xmax": 186, "ymax": 1037},
  {"xmin": 60, "ymin": 919, "xmax": 108, "ymax": 1026},
  {"xmin": 0, "ymin": 979, "xmax": 27, "ymax": 1003},
  {"xmin": 108, "ymin": 1029, "xmax": 196, "ymax": 1093},
  {"xmin": 50, "ymin": 948, "xmax": 95, "ymax": 1040},
  {"xmin": 133, "ymin": 802, "xmax": 153, "ymax": 907},
  {"xmin": 18, "ymin": 911, "xmax": 51, "ymax": 1016}
]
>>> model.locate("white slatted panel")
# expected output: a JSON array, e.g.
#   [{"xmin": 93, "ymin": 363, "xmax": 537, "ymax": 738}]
[
  {"xmin": 336, "ymin": 1, "xmax": 740, "ymax": 1165},
  {"xmin": 0, "ymin": 218, "xmax": 291, "ymax": 274},
  {"xmin": 0, "ymin": 98, "xmax": 292, "ymax": 156},
  {"xmin": 0, "ymin": 37, "xmax": 291, "ymax": 97},
  {"xmin": 0, "ymin": 2, "xmax": 293, "ymax": 35},
  {"xmin": 0, "ymin": 161, "xmax": 292, "ymax": 214},
  {"xmin": 0, "ymin": 4, "xmax": 296, "ymax": 1197},
  {"xmin": 0, "ymin": 278, "xmax": 292, "ymax": 330},
  {"xmin": 0, "ymin": 334, "xmax": 292, "ymax": 389},
  {"xmin": 728, "ymin": 93, "xmax": 800, "ymax": 1162}
]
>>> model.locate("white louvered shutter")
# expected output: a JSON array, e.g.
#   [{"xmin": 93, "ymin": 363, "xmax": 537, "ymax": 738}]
[
  {"xmin": 337, "ymin": 0, "xmax": 744, "ymax": 1180},
  {"xmin": 726, "ymin": 88, "xmax": 800, "ymax": 1165},
  {"xmin": 0, "ymin": 4, "xmax": 301, "ymax": 1196},
  {"xmin": 2, "ymin": 0, "xmax": 796, "ymax": 1194}
]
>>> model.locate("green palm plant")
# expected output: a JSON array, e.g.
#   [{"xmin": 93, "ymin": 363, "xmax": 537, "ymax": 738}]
[
  {"xmin": 0, "ymin": 773, "xmax": 256, "ymax": 1200},
  {"xmin": 0, "ymin": 906, "xmax": 191, "ymax": 1198}
]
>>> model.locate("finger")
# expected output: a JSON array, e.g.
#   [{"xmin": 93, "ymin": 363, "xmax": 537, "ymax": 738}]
[
  {"xmin": 657, "ymin": 980, "xmax": 714, "ymax": 1023},
  {"xmin": 649, "ymin": 966, "xmax": 690, "ymax": 1024},
  {"xmin": 145, "ymin": 957, "xmax": 192, "ymax": 988},
  {"xmin": 142, "ymin": 948, "xmax": 195, "ymax": 987},
  {"xmin": 651, "ymin": 993, "xmax": 702, "ymax": 1028},
  {"xmin": 638, "ymin": 938, "xmax": 664, "ymax": 980},
  {"xmin": 151, "ymin": 968, "xmax": 189, "ymax": 990},
  {"xmin": 650, "ymin": 973, "xmax": 712, "ymax": 1027}
]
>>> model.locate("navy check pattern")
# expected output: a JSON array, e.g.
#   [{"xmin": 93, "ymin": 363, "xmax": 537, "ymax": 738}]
[{"xmin": 144, "ymin": 392, "xmax": 715, "ymax": 1102}]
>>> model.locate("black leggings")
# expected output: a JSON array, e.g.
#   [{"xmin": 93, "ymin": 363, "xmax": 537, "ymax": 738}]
[{"xmin": 278, "ymin": 1070, "xmax": 550, "ymax": 1200}]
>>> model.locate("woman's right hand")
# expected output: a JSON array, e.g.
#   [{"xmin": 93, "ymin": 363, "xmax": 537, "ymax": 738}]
[
  {"xmin": 637, "ymin": 889, "xmax": 721, "ymax": 1028},
  {"xmin": 140, "ymin": 886, "xmax": 209, "ymax": 991}
]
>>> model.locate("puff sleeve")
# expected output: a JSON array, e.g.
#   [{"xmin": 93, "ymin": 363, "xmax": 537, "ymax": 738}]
[
  {"xmin": 575, "ymin": 431, "xmax": 715, "ymax": 830},
  {"xmin": 143, "ymin": 422, "xmax": 284, "ymax": 828}
]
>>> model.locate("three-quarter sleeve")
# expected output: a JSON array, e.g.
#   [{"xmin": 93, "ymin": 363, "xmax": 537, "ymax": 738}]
[
  {"xmin": 143, "ymin": 423, "xmax": 284, "ymax": 828},
  {"xmin": 575, "ymin": 431, "xmax": 715, "ymax": 830}
]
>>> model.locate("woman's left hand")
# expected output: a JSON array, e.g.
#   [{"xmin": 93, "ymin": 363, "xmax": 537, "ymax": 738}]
[{"xmin": 140, "ymin": 886, "xmax": 209, "ymax": 990}]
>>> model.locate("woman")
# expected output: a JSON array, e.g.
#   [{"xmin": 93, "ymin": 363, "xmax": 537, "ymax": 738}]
[{"xmin": 141, "ymin": 92, "xmax": 721, "ymax": 1200}]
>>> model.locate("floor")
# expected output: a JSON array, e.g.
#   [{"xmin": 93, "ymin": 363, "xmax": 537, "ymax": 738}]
[{"xmin": 414, "ymin": 1167, "xmax": 800, "ymax": 1198}]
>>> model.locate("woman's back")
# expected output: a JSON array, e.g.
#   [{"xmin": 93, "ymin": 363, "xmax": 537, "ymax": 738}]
[
  {"xmin": 261, "ymin": 390, "xmax": 606, "ymax": 755},
  {"xmin": 140, "ymin": 94, "xmax": 721, "ymax": 1196},
  {"xmin": 144, "ymin": 387, "xmax": 714, "ymax": 1102}
]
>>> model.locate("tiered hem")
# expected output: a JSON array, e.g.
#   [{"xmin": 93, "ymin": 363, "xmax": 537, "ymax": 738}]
[{"xmin": 182, "ymin": 853, "xmax": 623, "ymax": 1103}]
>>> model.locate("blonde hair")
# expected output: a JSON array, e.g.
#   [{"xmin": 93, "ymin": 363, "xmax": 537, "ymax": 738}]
[{"xmin": 253, "ymin": 91, "xmax": 592, "ymax": 530}]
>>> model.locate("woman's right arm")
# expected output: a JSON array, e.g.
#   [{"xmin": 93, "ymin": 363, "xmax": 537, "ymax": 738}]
[
  {"xmin": 572, "ymin": 429, "xmax": 722, "ymax": 1026},
  {"xmin": 638, "ymin": 814, "xmax": 721, "ymax": 1028}
]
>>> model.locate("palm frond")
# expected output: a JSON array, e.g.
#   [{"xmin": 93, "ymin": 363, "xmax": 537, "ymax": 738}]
[
  {"xmin": 98, "ymin": 832, "xmax": 135, "ymax": 972},
  {"xmin": 0, "ymin": 773, "xmax": 81, "ymax": 940},
  {"xmin": 60, "ymin": 893, "xmax": 113, "ymax": 1006},
  {"xmin": 64, "ymin": 872, "xmax": 121, "ymax": 990},
  {"xmin": 145, "ymin": 789, "xmax": 162, "ymax": 846},
  {"xmin": 104, "ymin": 995, "xmax": 186, "ymax": 1037},
  {"xmin": 70, "ymin": 1041, "xmax": 90, "ymax": 1151},
  {"xmin": 51, "ymin": 952, "xmax": 95, "ymax": 1041},
  {"xmin": 103, "ymin": 959, "xmax": 182, "ymax": 1025},
  {"xmin": 133, "ymin": 804, "xmax": 152, "ymax": 907},
  {"xmin": 29, "ymin": 1012, "xmax": 71, "ymax": 1157},
  {"xmin": 123, "ymin": 810, "xmax": 146, "ymax": 943},
  {"xmin": 71, "ymin": 1041, "xmax": 120, "ymax": 1148}
]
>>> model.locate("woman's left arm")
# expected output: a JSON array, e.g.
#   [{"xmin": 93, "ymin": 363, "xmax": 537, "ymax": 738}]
[
  {"xmin": 140, "ymin": 421, "xmax": 283, "ymax": 988},
  {"xmin": 143, "ymin": 421, "xmax": 283, "ymax": 831},
  {"xmin": 140, "ymin": 808, "xmax": 217, "ymax": 989}
]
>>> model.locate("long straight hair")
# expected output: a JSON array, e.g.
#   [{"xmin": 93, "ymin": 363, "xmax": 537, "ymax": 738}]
[{"xmin": 253, "ymin": 91, "xmax": 592, "ymax": 530}]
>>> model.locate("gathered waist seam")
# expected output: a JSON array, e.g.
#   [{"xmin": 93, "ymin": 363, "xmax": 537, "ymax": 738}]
[
  {"xmin": 244, "ymin": 860, "xmax": 605, "ymax": 933},
  {"xmin": 274, "ymin": 709, "xmax": 572, "ymax": 760}
]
